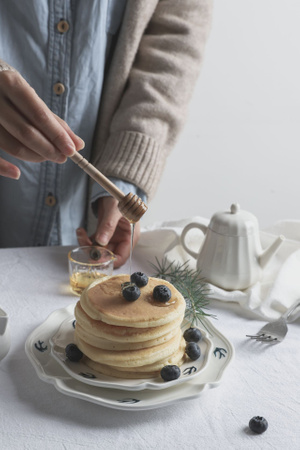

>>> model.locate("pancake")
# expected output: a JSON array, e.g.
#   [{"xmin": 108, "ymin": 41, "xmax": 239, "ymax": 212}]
[
  {"xmin": 74, "ymin": 302, "xmax": 183, "ymax": 342},
  {"xmin": 75, "ymin": 330, "xmax": 183, "ymax": 367},
  {"xmin": 85, "ymin": 345, "xmax": 186, "ymax": 379},
  {"xmin": 74, "ymin": 322, "xmax": 180, "ymax": 351},
  {"xmin": 74, "ymin": 273, "xmax": 187, "ymax": 379},
  {"xmin": 79, "ymin": 274, "xmax": 186, "ymax": 327}
]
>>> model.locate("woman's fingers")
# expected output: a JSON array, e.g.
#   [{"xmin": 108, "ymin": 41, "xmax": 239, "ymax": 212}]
[
  {"xmin": 0, "ymin": 124, "xmax": 50, "ymax": 163},
  {"xmin": 0, "ymin": 104, "xmax": 67, "ymax": 163},
  {"xmin": 94, "ymin": 197, "xmax": 121, "ymax": 246},
  {"xmin": 53, "ymin": 114, "xmax": 85, "ymax": 151},
  {"xmin": 0, "ymin": 156, "xmax": 20, "ymax": 179},
  {"xmin": 76, "ymin": 228, "xmax": 93, "ymax": 246},
  {"xmin": 0, "ymin": 71, "xmax": 81, "ymax": 160},
  {"xmin": 0, "ymin": 122, "xmax": 65, "ymax": 180}
]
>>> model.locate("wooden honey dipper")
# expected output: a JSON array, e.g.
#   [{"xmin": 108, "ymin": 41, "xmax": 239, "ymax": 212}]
[{"xmin": 70, "ymin": 151, "xmax": 147, "ymax": 223}]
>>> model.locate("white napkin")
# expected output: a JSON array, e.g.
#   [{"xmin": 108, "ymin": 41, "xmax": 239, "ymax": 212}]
[{"xmin": 139, "ymin": 218, "xmax": 300, "ymax": 321}]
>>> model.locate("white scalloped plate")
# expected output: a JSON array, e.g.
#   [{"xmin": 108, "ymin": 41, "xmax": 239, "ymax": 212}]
[
  {"xmin": 49, "ymin": 315, "xmax": 212, "ymax": 391},
  {"xmin": 25, "ymin": 304, "xmax": 234, "ymax": 411}
]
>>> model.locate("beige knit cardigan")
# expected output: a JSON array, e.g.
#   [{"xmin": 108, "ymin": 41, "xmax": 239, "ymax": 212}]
[
  {"xmin": 0, "ymin": 0, "xmax": 213, "ymax": 201},
  {"xmin": 93, "ymin": 0, "xmax": 213, "ymax": 200}
]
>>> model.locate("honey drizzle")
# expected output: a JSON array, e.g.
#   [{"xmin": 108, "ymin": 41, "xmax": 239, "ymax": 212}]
[
  {"xmin": 127, "ymin": 221, "xmax": 176, "ymax": 307},
  {"xmin": 145, "ymin": 297, "xmax": 176, "ymax": 308},
  {"xmin": 129, "ymin": 222, "xmax": 135, "ymax": 276}
]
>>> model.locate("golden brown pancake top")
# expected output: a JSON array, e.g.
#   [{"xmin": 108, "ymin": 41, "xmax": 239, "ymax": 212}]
[{"xmin": 86, "ymin": 274, "xmax": 185, "ymax": 325}]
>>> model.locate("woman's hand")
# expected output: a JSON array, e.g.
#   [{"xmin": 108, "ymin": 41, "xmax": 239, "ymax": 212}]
[
  {"xmin": 76, "ymin": 197, "xmax": 141, "ymax": 268},
  {"xmin": 0, "ymin": 70, "xmax": 84, "ymax": 179}
]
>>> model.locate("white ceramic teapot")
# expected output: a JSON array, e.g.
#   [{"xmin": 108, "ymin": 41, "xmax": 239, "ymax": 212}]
[
  {"xmin": 180, "ymin": 203, "xmax": 285, "ymax": 290},
  {"xmin": 0, "ymin": 307, "xmax": 10, "ymax": 361}
]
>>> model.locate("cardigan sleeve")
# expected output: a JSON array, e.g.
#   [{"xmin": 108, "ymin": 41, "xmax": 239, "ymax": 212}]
[{"xmin": 95, "ymin": 0, "xmax": 213, "ymax": 200}]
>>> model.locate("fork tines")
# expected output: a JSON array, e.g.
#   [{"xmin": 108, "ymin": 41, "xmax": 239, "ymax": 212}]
[{"xmin": 246, "ymin": 333, "xmax": 278, "ymax": 342}]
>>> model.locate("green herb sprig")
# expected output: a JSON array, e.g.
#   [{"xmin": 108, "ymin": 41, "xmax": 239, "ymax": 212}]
[{"xmin": 149, "ymin": 257, "xmax": 216, "ymax": 327}]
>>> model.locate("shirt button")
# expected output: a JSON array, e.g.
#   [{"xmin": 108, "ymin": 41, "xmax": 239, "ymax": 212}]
[
  {"xmin": 53, "ymin": 82, "xmax": 65, "ymax": 95},
  {"xmin": 57, "ymin": 19, "xmax": 70, "ymax": 34},
  {"xmin": 45, "ymin": 194, "xmax": 56, "ymax": 207}
]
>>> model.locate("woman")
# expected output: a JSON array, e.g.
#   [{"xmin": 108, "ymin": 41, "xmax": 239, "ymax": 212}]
[{"xmin": 0, "ymin": 0, "xmax": 213, "ymax": 267}]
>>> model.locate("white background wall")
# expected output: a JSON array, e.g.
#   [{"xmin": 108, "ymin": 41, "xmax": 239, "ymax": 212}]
[{"xmin": 143, "ymin": 0, "xmax": 300, "ymax": 229}]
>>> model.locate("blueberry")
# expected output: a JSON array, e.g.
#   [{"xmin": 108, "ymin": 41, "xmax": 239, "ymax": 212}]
[
  {"xmin": 184, "ymin": 327, "xmax": 202, "ymax": 343},
  {"xmin": 153, "ymin": 285, "xmax": 172, "ymax": 303},
  {"xmin": 130, "ymin": 272, "xmax": 149, "ymax": 287},
  {"xmin": 160, "ymin": 365, "xmax": 181, "ymax": 382},
  {"xmin": 65, "ymin": 343, "xmax": 83, "ymax": 362},
  {"xmin": 89, "ymin": 248, "xmax": 101, "ymax": 260},
  {"xmin": 122, "ymin": 284, "xmax": 141, "ymax": 302},
  {"xmin": 185, "ymin": 342, "xmax": 201, "ymax": 360},
  {"xmin": 249, "ymin": 416, "xmax": 268, "ymax": 434}
]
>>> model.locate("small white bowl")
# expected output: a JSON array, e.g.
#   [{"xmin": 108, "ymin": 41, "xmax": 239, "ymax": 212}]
[{"xmin": 0, "ymin": 307, "xmax": 10, "ymax": 361}]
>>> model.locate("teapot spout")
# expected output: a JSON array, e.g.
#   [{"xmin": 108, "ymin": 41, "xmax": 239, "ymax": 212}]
[{"xmin": 259, "ymin": 235, "xmax": 285, "ymax": 269}]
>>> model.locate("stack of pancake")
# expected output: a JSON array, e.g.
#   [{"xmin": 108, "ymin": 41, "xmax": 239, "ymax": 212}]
[{"xmin": 74, "ymin": 274, "xmax": 186, "ymax": 379}]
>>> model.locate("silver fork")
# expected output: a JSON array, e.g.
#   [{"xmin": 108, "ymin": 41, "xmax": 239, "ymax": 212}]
[{"xmin": 246, "ymin": 300, "xmax": 300, "ymax": 343}]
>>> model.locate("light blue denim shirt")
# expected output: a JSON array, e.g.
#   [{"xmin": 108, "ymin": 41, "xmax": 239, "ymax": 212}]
[{"xmin": 0, "ymin": 0, "xmax": 145, "ymax": 247}]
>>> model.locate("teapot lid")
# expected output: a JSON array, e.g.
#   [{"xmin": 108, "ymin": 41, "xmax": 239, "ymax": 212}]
[{"xmin": 209, "ymin": 203, "xmax": 259, "ymax": 237}]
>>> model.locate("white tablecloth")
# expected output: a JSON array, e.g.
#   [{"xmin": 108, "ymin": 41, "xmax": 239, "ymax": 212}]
[{"xmin": 1, "ymin": 237, "xmax": 299, "ymax": 449}]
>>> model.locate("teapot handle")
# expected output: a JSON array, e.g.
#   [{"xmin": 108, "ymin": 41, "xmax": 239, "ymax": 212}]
[
  {"xmin": 180, "ymin": 222, "xmax": 208, "ymax": 260},
  {"xmin": 0, "ymin": 308, "xmax": 8, "ymax": 336}
]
